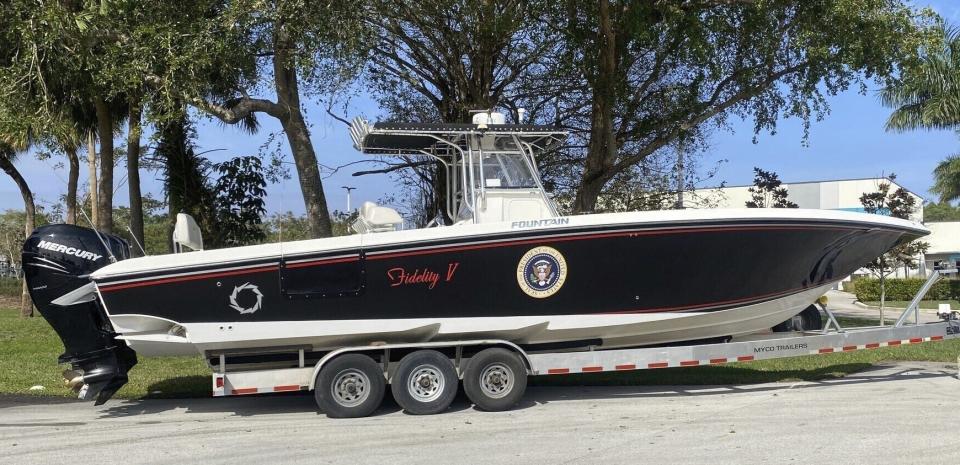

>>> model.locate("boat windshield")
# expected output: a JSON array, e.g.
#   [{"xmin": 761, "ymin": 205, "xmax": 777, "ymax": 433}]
[{"xmin": 473, "ymin": 153, "xmax": 537, "ymax": 189}]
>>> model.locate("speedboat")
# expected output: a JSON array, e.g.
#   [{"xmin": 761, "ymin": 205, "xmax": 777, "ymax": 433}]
[{"xmin": 22, "ymin": 112, "xmax": 928, "ymax": 402}]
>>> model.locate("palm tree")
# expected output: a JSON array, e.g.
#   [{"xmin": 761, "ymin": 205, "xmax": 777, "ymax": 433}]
[
  {"xmin": 932, "ymin": 155, "xmax": 960, "ymax": 202},
  {"xmin": 881, "ymin": 26, "xmax": 960, "ymax": 132},
  {"xmin": 881, "ymin": 25, "xmax": 960, "ymax": 205}
]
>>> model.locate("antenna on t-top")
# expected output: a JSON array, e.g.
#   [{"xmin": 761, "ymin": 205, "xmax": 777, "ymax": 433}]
[{"xmin": 126, "ymin": 226, "xmax": 147, "ymax": 256}]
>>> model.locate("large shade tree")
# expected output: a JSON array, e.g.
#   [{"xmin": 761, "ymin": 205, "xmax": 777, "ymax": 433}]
[
  {"xmin": 547, "ymin": 0, "xmax": 936, "ymax": 213},
  {"xmin": 0, "ymin": 1, "xmax": 134, "ymax": 235},
  {"xmin": 139, "ymin": 0, "xmax": 368, "ymax": 239},
  {"xmin": 364, "ymin": 0, "xmax": 558, "ymax": 223}
]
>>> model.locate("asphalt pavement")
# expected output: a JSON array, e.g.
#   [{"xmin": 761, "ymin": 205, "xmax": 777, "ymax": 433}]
[
  {"xmin": 2, "ymin": 361, "xmax": 958, "ymax": 465},
  {"xmin": 823, "ymin": 290, "xmax": 943, "ymax": 324}
]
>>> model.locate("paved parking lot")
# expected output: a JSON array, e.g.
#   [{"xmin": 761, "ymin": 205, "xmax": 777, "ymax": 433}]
[{"xmin": 1, "ymin": 362, "xmax": 957, "ymax": 465}]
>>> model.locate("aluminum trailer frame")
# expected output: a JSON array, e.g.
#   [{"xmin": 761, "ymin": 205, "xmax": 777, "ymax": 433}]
[{"xmin": 210, "ymin": 269, "xmax": 959, "ymax": 409}]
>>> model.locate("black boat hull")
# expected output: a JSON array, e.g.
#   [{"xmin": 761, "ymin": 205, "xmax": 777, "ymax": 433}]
[{"xmin": 89, "ymin": 217, "xmax": 923, "ymax": 352}]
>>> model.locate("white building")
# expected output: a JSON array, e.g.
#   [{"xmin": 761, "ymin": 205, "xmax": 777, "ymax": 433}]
[
  {"xmin": 925, "ymin": 222, "xmax": 960, "ymax": 271},
  {"xmin": 689, "ymin": 177, "xmax": 959, "ymax": 279},
  {"xmin": 688, "ymin": 177, "xmax": 923, "ymax": 221}
]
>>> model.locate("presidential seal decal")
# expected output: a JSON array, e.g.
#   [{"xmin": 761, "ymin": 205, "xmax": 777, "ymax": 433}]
[{"xmin": 516, "ymin": 246, "xmax": 567, "ymax": 298}]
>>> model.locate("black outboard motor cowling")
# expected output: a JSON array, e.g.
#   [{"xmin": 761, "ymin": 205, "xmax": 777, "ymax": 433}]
[{"xmin": 22, "ymin": 224, "xmax": 136, "ymax": 404}]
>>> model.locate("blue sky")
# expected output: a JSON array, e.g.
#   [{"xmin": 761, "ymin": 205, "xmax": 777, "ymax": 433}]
[{"xmin": 3, "ymin": 1, "xmax": 959, "ymax": 215}]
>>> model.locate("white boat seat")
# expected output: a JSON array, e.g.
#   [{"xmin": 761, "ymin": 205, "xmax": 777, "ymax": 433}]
[
  {"xmin": 172, "ymin": 213, "xmax": 204, "ymax": 252},
  {"xmin": 352, "ymin": 202, "xmax": 403, "ymax": 234}
]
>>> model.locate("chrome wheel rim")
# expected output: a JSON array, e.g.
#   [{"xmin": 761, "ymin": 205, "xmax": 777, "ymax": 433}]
[
  {"xmin": 331, "ymin": 369, "xmax": 370, "ymax": 408},
  {"xmin": 479, "ymin": 363, "xmax": 513, "ymax": 399},
  {"xmin": 407, "ymin": 364, "xmax": 444, "ymax": 402}
]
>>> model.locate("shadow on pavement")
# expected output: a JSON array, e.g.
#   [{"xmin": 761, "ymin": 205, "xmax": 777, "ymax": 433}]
[
  {"xmin": 525, "ymin": 362, "xmax": 956, "ymax": 403},
  {"xmin": 5, "ymin": 362, "xmax": 951, "ymax": 419},
  {"xmin": 95, "ymin": 387, "xmax": 488, "ymax": 419}
]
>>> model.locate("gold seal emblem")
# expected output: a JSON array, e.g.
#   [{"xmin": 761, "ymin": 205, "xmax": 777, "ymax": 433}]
[{"xmin": 516, "ymin": 246, "xmax": 567, "ymax": 298}]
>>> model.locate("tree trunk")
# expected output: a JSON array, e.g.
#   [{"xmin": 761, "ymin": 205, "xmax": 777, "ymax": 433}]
[
  {"xmin": 0, "ymin": 153, "xmax": 35, "ymax": 317},
  {"xmin": 879, "ymin": 274, "xmax": 886, "ymax": 326},
  {"xmin": 87, "ymin": 131, "xmax": 99, "ymax": 228},
  {"xmin": 127, "ymin": 99, "xmax": 145, "ymax": 256},
  {"xmin": 572, "ymin": 0, "xmax": 619, "ymax": 214},
  {"xmin": 94, "ymin": 97, "xmax": 114, "ymax": 233},
  {"xmin": 273, "ymin": 38, "xmax": 332, "ymax": 238},
  {"xmin": 65, "ymin": 145, "xmax": 80, "ymax": 225}
]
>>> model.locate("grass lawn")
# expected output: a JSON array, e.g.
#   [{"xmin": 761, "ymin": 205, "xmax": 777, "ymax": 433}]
[
  {"xmin": 0, "ymin": 306, "xmax": 208, "ymax": 399},
  {"xmin": 2, "ymin": 307, "xmax": 959, "ymax": 400},
  {"xmin": 862, "ymin": 300, "xmax": 960, "ymax": 310}
]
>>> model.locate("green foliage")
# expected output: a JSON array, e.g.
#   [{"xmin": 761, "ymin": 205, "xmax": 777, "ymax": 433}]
[
  {"xmin": 153, "ymin": 118, "xmax": 269, "ymax": 250},
  {"xmin": 0, "ymin": 208, "xmax": 56, "ymax": 272},
  {"xmin": 111, "ymin": 196, "xmax": 170, "ymax": 256},
  {"xmin": 745, "ymin": 167, "xmax": 798, "ymax": 208},
  {"xmin": 932, "ymin": 155, "xmax": 960, "ymax": 203},
  {"xmin": 261, "ymin": 211, "xmax": 358, "ymax": 243},
  {"xmin": 854, "ymin": 278, "xmax": 960, "ymax": 301},
  {"xmin": 882, "ymin": 25, "xmax": 960, "ymax": 132},
  {"xmin": 548, "ymin": 0, "xmax": 938, "ymax": 210},
  {"xmin": 0, "ymin": 277, "xmax": 19, "ymax": 297},
  {"xmin": 880, "ymin": 25, "xmax": 960, "ymax": 206},
  {"xmin": 212, "ymin": 156, "xmax": 267, "ymax": 246},
  {"xmin": 924, "ymin": 200, "xmax": 960, "ymax": 221},
  {"xmin": 841, "ymin": 279, "xmax": 858, "ymax": 294},
  {"xmin": 859, "ymin": 176, "xmax": 930, "ymax": 283}
]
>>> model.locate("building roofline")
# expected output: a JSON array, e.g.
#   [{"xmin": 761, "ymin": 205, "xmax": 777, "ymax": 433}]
[{"xmin": 704, "ymin": 176, "xmax": 921, "ymax": 198}]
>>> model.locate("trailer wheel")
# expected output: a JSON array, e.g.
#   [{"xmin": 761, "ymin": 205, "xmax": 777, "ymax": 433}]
[
  {"xmin": 315, "ymin": 354, "xmax": 385, "ymax": 418},
  {"xmin": 463, "ymin": 348, "xmax": 527, "ymax": 412},
  {"xmin": 773, "ymin": 304, "xmax": 824, "ymax": 332},
  {"xmin": 391, "ymin": 350, "xmax": 458, "ymax": 415}
]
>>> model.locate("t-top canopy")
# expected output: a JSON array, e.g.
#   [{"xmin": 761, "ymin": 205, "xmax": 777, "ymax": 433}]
[{"xmin": 349, "ymin": 117, "xmax": 566, "ymax": 156}]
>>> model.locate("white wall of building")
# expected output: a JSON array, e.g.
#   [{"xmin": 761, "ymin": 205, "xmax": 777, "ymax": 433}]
[
  {"xmin": 688, "ymin": 177, "xmax": 933, "ymax": 279},
  {"xmin": 688, "ymin": 178, "xmax": 923, "ymax": 221},
  {"xmin": 924, "ymin": 222, "xmax": 960, "ymax": 270}
]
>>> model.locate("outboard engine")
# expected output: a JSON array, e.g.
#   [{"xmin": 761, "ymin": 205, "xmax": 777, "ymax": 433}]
[{"xmin": 22, "ymin": 224, "xmax": 136, "ymax": 404}]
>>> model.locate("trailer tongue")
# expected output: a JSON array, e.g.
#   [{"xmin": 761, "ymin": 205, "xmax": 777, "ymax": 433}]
[{"xmin": 22, "ymin": 224, "xmax": 137, "ymax": 404}]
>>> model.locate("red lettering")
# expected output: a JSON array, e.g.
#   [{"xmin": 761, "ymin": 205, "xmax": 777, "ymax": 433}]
[
  {"xmin": 446, "ymin": 262, "xmax": 459, "ymax": 282},
  {"xmin": 386, "ymin": 267, "xmax": 406, "ymax": 287},
  {"xmin": 387, "ymin": 263, "xmax": 458, "ymax": 290}
]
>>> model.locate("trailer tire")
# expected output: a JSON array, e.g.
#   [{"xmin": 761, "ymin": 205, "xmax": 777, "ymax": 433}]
[
  {"xmin": 391, "ymin": 350, "xmax": 458, "ymax": 415},
  {"xmin": 773, "ymin": 304, "xmax": 823, "ymax": 332},
  {"xmin": 315, "ymin": 354, "xmax": 385, "ymax": 418},
  {"xmin": 463, "ymin": 348, "xmax": 527, "ymax": 412}
]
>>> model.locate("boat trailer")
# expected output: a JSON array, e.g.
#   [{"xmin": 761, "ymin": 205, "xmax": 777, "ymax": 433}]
[{"xmin": 208, "ymin": 268, "xmax": 960, "ymax": 417}]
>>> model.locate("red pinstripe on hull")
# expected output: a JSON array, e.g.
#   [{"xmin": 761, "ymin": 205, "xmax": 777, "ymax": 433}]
[
  {"xmin": 99, "ymin": 265, "xmax": 278, "ymax": 292},
  {"xmin": 96, "ymin": 223, "xmax": 866, "ymax": 293},
  {"xmin": 364, "ymin": 224, "xmax": 869, "ymax": 261}
]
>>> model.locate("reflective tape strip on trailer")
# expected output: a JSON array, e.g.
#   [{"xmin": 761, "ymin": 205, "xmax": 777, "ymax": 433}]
[
  {"xmin": 533, "ymin": 332, "xmax": 953, "ymax": 375},
  {"xmin": 214, "ymin": 384, "xmax": 308, "ymax": 396},
  {"xmin": 815, "ymin": 335, "xmax": 944, "ymax": 354},
  {"xmin": 212, "ymin": 366, "xmax": 315, "ymax": 397},
  {"xmin": 541, "ymin": 355, "xmax": 754, "ymax": 374}
]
